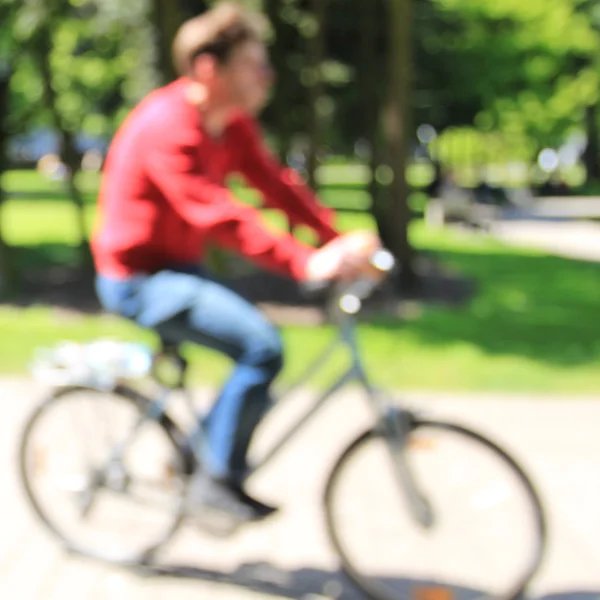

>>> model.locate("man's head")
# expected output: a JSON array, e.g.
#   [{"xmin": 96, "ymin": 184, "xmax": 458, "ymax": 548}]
[{"xmin": 173, "ymin": 2, "xmax": 273, "ymax": 116}]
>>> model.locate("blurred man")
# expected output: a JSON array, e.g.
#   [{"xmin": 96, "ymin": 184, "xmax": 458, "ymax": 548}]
[{"xmin": 92, "ymin": 1, "xmax": 379, "ymax": 523}]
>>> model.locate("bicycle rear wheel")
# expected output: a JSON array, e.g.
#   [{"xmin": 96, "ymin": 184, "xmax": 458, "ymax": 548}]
[
  {"xmin": 19, "ymin": 385, "xmax": 190, "ymax": 564},
  {"xmin": 325, "ymin": 419, "xmax": 546, "ymax": 600}
]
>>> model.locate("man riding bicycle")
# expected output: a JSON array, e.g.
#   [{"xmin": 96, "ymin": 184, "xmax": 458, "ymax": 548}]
[{"xmin": 92, "ymin": 1, "xmax": 380, "ymax": 524}]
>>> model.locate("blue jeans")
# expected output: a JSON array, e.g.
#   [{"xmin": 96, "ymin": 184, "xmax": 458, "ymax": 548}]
[{"xmin": 96, "ymin": 265, "xmax": 283, "ymax": 483}]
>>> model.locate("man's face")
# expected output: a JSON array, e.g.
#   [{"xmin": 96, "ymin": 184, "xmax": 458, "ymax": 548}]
[{"xmin": 215, "ymin": 41, "xmax": 274, "ymax": 116}]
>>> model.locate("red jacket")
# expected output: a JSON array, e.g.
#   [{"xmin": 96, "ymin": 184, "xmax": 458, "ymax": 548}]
[{"xmin": 91, "ymin": 78, "xmax": 339, "ymax": 280}]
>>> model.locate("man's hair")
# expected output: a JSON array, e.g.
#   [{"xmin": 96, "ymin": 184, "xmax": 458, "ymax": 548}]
[{"xmin": 172, "ymin": 2, "xmax": 267, "ymax": 77}]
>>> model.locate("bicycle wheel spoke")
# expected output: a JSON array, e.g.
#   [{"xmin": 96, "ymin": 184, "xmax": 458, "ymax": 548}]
[{"xmin": 67, "ymin": 394, "xmax": 100, "ymax": 473}]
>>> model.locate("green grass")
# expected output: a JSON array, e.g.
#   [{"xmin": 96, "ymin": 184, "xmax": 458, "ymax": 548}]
[
  {"xmin": 373, "ymin": 226, "xmax": 600, "ymax": 392},
  {"xmin": 2, "ymin": 170, "xmax": 600, "ymax": 393},
  {"xmin": 2, "ymin": 169, "xmax": 101, "ymax": 196}
]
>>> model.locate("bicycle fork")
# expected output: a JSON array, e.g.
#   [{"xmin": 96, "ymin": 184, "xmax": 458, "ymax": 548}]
[{"xmin": 378, "ymin": 407, "xmax": 435, "ymax": 529}]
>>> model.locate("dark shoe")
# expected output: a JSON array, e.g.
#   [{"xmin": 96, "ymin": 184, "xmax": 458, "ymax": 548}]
[
  {"xmin": 229, "ymin": 483, "xmax": 279, "ymax": 519},
  {"xmin": 187, "ymin": 472, "xmax": 278, "ymax": 524}
]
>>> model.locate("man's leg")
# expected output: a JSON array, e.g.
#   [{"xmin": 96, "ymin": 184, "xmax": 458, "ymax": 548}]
[
  {"xmin": 98, "ymin": 267, "xmax": 282, "ymax": 520},
  {"xmin": 143, "ymin": 270, "xmax": 283, "ymax": 518},
  {"xmin": 154, "ymin": 286, "xmax": 283, "ymax": 482}
]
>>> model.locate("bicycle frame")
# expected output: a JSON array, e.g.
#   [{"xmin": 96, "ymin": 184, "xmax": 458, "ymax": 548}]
[
  {"xmin": 246, "ymin": 309, "xmax": 381, "ymax": 477},
  {"xmin": 164, "ymin": 300, "xmax": 403, "ymax": 475},
  {"xmin": 245, "ymin": 307, "xmax": 433, "ymax": 526},
  {"xmin": 141, "ymin": 284, "xmax": 432, "ymax": 527},
  {"xmin": 161, "ymin": 306, "xmax": 381, "ymax": 472}
]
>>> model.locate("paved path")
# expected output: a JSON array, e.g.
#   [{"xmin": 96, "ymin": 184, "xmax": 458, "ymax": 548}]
[
  {"xmin": 511, "ymin": 197, "xmax": 600, "ymax": 220},
  {"xmin": 0, "ymin": 378, "xmax": 599, "ymax": 599},
  {"xmin": 485, "ymin": 196, "xmax": 600, "ymax": 262},
  {"xmin": 491, "ymin": 219, "xmax": 600, "ymax": 263}
]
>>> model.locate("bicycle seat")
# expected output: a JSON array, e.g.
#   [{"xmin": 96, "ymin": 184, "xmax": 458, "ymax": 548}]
[
  {"xmin": 153, "ymin": 338, "xmax": 188, "ymax": 388},
  {"xmin": 157, "ymin": 337, "xmax": 184, "ymax": 359}
]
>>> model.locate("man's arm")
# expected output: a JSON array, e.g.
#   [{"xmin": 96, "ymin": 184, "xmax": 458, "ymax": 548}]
[
  {"xmin": 144, "ymin": 121, "xmax": 315, "ymax": 280},
  {"xmin": 229, "ymin": 115, "xmax": 340, "ymax": 245}
]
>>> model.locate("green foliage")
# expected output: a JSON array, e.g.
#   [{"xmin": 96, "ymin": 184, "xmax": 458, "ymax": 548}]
[
  {"xmin": 419, "ymin": 0, "xmax": 600, "ymax": 150},
  {"xmin": 9, "ymin": 0, "xmax": 159, "ymax": 136},
  {"xmin": 5, "ymin": 0, "xmax": 600, "ymax": 162}
]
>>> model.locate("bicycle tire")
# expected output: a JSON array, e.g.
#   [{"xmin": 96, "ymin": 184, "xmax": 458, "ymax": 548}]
[
  {"xmin": 324, "ymin": 418, "xmax": 547, "ymax": 600},
  {"xmin": 19, "ymin": 384, "xmax": 195, "ymax": 565}
]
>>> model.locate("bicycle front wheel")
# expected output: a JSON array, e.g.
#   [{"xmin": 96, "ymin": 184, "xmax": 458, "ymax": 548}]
[
  {"xmin": 325, "ymin": 419, "xmax": 546, "ymax": 600},
  {"xmin": 19, "ymin": 385, "xmax": 189, "ymax": 564}
]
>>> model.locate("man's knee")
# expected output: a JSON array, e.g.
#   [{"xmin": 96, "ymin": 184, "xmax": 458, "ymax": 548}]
[
  {"xmin": 244, "ymin": 324, "xmax": 284, "ymax": 376},
  {"xmin": 263, "ymin": 349, "xmax": 284, "ymax": 379}
]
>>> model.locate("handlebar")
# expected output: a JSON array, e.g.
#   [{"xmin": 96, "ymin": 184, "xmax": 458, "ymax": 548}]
[{"xmin": 301, "ymin": 248, "xmax": 396, "ymax": 315}]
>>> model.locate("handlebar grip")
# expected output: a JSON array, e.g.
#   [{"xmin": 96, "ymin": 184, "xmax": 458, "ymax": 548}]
[
  {"xmin": 300, "ymin": 248, "xmax": 395, "ymax": 308},
  {"xmin": 370, "ymin": 249, "xmax": 396, "ymax": 273}
]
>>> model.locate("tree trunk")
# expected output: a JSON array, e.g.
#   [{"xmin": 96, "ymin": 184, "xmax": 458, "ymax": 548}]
[
  {"xmin": 31, "ymin": 24, "xmax": 91, "ymax": 269},
  {"xmin": 264, "ymin": 0, "xmax": 292, "ymax": 163},
  {"xmin": 0, "ymin": 61, "xmax": 17, "ymax": 298},
  {"xmin": 305, "ymin": 0, "xmax": 328, "ymax": 190},
  {"xmin": 180, "ymin": 0, "xmax": 208, "ymax": 19},
  {"xmin": 584, "ymin": 103, "xmax": 600, "ymax": 181},
  {"xmin": 359, "ymin": 0, "xmax": 388, "ymax": 245},
  {"xmin": 265, "ymin": 0, "xmax": 297, "ymax": 234},
  {"xmin": 385, "ymin": 0, "xmax": 416, "ymax": 286},
  {"xmin": 151, "ymin": 0, "xmax": 184, "ymax": 84}
]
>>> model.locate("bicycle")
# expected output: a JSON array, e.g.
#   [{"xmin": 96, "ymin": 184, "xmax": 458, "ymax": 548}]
[{"xmin": 18, "ymin": 250, "xmax": 547, "ymax": 600}]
